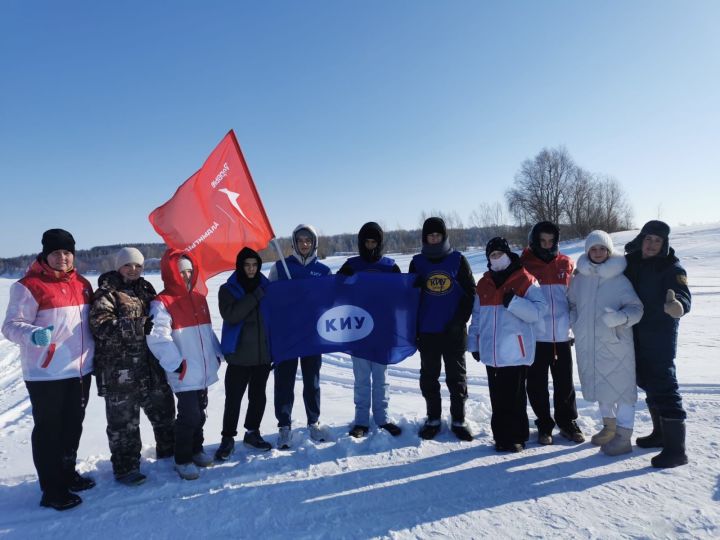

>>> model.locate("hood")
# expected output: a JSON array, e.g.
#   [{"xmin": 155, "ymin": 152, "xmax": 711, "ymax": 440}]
[
  {"xmin": 291, "ymin": 223, "xmax": 320, "ymax": 264},
  {"xmin": 576, "ymin": 252, "xmax": 627, "ymax": 279},
  {"xmin": 358, "ymin": 221, "xmax": 384, "ymax": 262},
  {"xmin": 528, "ymin": 221, "xmax": 559, "ymax": 262},
  {"xmin": 160, "ymin": 248, "xmax": 199, "ymax": 295}
]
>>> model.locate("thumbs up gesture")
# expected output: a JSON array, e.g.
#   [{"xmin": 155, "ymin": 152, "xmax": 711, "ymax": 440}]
[{"xmin": 663, "ymin": 289, "xmax": 684, "ymax": 319}]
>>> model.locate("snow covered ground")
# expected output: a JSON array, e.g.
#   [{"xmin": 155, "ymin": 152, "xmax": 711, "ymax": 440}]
[{"xmin": 1, "ymin": 225, "xmax": 718, "ymax": 539}]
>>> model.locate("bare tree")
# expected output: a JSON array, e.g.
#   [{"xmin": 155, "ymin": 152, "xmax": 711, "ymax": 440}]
[
  {"xmin": 505, "ymin": 147, "xmax": 575, "ymax": 227},
  {"xmin": 506, "ymin": 146, "xmax": 634, "ymax": 236}
]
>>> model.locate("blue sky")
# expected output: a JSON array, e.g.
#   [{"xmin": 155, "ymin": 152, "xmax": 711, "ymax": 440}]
[{"xmin": 1, "ymin": 1, "xmax": 718, "ymax": 257}]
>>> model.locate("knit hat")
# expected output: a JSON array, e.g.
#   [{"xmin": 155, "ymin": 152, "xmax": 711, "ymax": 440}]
[
  {"xmin": 115, "ymin": 247, "xmax": 144, "ymax": 271},
  {"xmin": 41, "ymin": 229, "xmax": 75, "ymax": 258},
  {"xmin": 421, "ymin": 217, "xmax": 447, "ymax": 242},
  {"xmin": 485, "ymin": 237, "xmax": 512, "ymax": 260},
  {"xmin": 584, "ymin": 230, "xmax": 614, "ymax": 254},
  {"xmin": 178, "ymin": 257, "xmax": 193, "ymax": 273}
]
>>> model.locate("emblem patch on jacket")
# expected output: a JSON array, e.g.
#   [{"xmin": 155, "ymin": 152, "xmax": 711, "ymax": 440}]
[{"xmin": 425, "ymin": 272, "xmax": 453, "ymax": 295}]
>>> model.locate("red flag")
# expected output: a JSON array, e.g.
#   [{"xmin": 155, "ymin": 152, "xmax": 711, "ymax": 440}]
[{"xmin": 149, "ymin": 130, "xmax": 275, "ymax": 295}]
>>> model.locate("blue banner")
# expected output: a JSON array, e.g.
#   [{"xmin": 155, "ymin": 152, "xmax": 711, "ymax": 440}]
[{"xmin": 261, "ymin": 273, "xmax": 420, "ymax": 365}]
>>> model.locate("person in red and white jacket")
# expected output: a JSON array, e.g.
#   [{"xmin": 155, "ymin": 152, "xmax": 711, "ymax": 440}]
[
  {"xmin": 520, "ymin": 221, "xmax": 584, "ymax": 445},
  {"xmin": 146, "ymin": 249, "xmax": 221, "ymax": 480},
  {"xmin": 2, "ymin": 229, "xmax": 95, "ymax": 511},
  {"xmin": 467, "ymin": 237, "xmax": 547, "ymax": 453}
]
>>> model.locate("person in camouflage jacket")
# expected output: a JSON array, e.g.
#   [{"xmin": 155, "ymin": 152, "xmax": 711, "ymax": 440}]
[{"xmin": 90, "ymin": 247, "xmax": 175, "ymax": 485}]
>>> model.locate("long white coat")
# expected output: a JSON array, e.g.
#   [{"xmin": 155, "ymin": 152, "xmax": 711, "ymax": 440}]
[{"xmin": 567, "ymin": 253, "xmax": 643, "ymax": 405}]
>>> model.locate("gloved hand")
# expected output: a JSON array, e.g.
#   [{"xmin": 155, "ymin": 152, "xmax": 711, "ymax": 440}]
[
  {"xmin": 601, "ymin": 307, "xmax": 627, "ymax": 328},
  {"xmin": 174, "ymin": 359, "xmax": 187, "ymax": 380},
  {"xmin": 664, "ymin": 289, "xmax": 684, "ymax": 318},
  {"xmin": 471, "ymin": 351, "xmax": 480, "ymax": 362},
  {"xmin": 143, "ymin": 315, "xmax": 154, "ymax": 335},
  {"xmin": 31, "ymin": 325, "xmax": 54, "ymax": 346},
  {"xmin": 253, "ymin": 287, "xmax": 265, "ymax": 301},
  {"xmin": 502, "ymin": 291, "xmax": 515, "ymax": 308}
]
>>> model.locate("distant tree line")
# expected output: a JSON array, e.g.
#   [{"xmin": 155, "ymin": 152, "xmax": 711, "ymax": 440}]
[{"xmin": 1, "ymin": 146, "xmax": 633, "ymax": 277}]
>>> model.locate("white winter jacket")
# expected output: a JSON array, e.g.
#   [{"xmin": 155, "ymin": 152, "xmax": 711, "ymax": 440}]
[
  {"xmin": 146, "ymin": 249, "xmax": 221, "ymax": 393},
  {"xmin": 2, "ymin": 259, "xmax": 94, "ymax": 381},
  {"xmin": 567, "ymin": 253, "xmax": 643, "ymax": 404},
  {"xmin": 468, "ymin": 265, "xmax": 547, "ymax": 367}
]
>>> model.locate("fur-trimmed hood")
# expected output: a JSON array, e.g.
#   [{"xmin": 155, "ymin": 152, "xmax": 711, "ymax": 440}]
[{"xmin": 576, "ymin": 252, "xmax": 627, "ymax": 279}]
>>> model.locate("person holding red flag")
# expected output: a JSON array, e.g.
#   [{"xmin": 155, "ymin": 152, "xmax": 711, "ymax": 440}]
[
  {"xmin": 146, "ymin": 249, "xmax": 222, "ymax": 480},
  {"xmin": 269, "ymin": 224, "xmax": 332, "ymax": 449}
]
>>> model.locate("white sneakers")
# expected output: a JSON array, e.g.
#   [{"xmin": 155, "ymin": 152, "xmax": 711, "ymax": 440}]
[
  {"xmin": 278, "ymin": 426, "xmax": 292, "ymax": 450},
  {"xmin": 308, "ymin": 422, "xmax": 327, "ymax": 442},
  {"xmin": 277, "ymin": 423, "xmax": 328, "ymax": 448}
]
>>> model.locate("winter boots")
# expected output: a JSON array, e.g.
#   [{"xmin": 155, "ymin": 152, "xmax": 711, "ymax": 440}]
[
  {"xmin": 591, "ymin": 418, "xmax": 617, "ymax": 446},
  {"xmin": 651, "ymin": 418, "xmax": 688, "ymax": 468},
  {"xmin": 214, "ymin": 436, "xmax": 235, "ymax": 461},
  {"xmin": 349, "ymin": 425, "xmax": 369, "ymax": 438},
  {"xmin": 175, "ymin": 462, "xmax": 200, "ymax": 480},
  {"xmin": 380, "ymin": 423, "xmax": 402, "ymax": 436},
  {"xmin": 559, "ymin": 420, "xmax": 586, "ymax": 443},
  {"xmin": 419, "ymin": 419, "xmax": 441, "ymax": 440},
  {"xmin": 116, "ymin": 470, "xmax": 147, "ymax": 486},
  {"xmin": 66, "ymin": 470, "xmax": 96, "ymax": 492},
  {"xmin": 40, "ymin": 490, "xmax": 82, "ymax": 511},
  {"xmin": 191, "ymin": 450, "xmax": 214, "ymax": 468},
  {"xmin": 243, "ymin": 430, "xmax": 272, "ymax": 451},
  {"xmin": 636, "ymin": 408, "xmax": 663, "ymax": 448},
  {"xmin": 451, "ymin": 421, "xmax": 473, "ymax": 441},
  {"xmin": 601, "ymin": 426, "xmax": 632, "ymax": 456},
  {"xmin": 495, "ymin": 442, "xmax": 525, "ymax": 453},
  {"xmin": 537, "ymin": 431, "xmax": 553, "ymax": 445}
]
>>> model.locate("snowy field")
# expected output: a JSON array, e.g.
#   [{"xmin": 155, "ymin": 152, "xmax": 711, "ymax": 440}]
[{"xmin": 0, "ymin": 225, "xmax": 719, "ymax": 539}]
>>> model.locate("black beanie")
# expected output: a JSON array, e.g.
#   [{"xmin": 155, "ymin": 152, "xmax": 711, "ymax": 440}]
[
  {"xmin": 42, "ymin": 229, "xmax": 75, "ymax": 258},
  {"xmin": 422, "ymin": 217, "xmax": 447, "ymax": 243},
  {"xmin": 486, "ymin": 237, "xmax": 512, "ymax": 260}
]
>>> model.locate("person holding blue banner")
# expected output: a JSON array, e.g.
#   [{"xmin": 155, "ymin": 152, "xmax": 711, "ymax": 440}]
[
  {"xmin": 269, "ymin": 224, "xmax": 332, "ymax": 449},
  {"xmin": 338, "ymin": 222, "xmax": 403, "ymax": 438},
  {"xmin": 215, "ymin": 248, "xmax": 273, "ymax": 461},
  {"xmin": 409, "ymin": 217, "xmax": 476, "ymax": 441}
]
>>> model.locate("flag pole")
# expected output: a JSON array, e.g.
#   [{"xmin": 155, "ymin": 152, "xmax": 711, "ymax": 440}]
[{"xmin": 271, "ymin": 238, "xmax": 292, "ymax": 280}]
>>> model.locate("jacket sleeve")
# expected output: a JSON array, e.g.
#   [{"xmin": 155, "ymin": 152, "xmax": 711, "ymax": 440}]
[
  {"xmin": 337, "ymin": 262, "xmax": 353, "ymax": 276},
  {"xmin": 466, "ymin": 295, "xmax": 481, "ymax": 353},
  {"xmin": 567, "ymin": 277, "xmax": 578, "ymax": 328},
  {"xmin": 408, "ymin": 259, "xmax": 416, "ymax": 274},
  {"xmin": 451, "ymin": 256, "xmax": 477, "ymax": 325},
  {"xmin": 666, "ymin": 263, "xmax": 691, "ymax": 316},
  {"xmin": 218, "ymin": 285, "xmax": 260, "ymax": 325},
  {"xmin": 617, "ymin": 277, "xmax": 644, "ymax": 327},
  {"xmin": 391, "ymin": 264, "xmax": 402, "ymax": 274},
  {"xmin": 268, "ymin": 263, "xmax": 279, "ymax": 282},
  {"xmin": 1, "ymin": 282, "xmax": 39, "ymax": 345},
  {"xmin": 507, "ymin": 280, "xmax": 547, "ymax": 324},
  {"xmin": 146, "ymin": 300, "xmax": 183, "ymax": 372}
]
